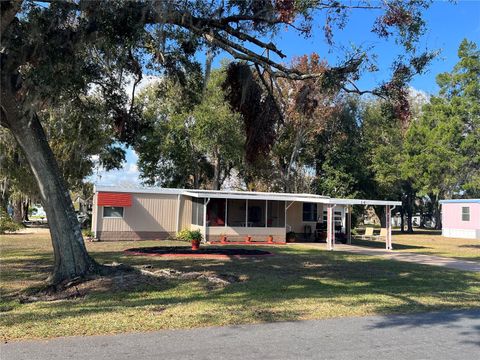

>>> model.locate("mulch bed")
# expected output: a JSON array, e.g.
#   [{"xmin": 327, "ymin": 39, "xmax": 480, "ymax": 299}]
[
  {"xmin": 124, "ymin": 246, "xmax": 274, "ymax": 259},
  {"xmin": 209, "ymin": 241, "xmax": 287, "ymax": 245}
]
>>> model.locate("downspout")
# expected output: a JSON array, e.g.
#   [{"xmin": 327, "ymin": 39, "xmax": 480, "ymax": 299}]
[
  {"xmin": 285, "ymin": 201, "xmax": 294, "ymax": 232},
  {"xmin": 203, "ymin": 198, "xmax": 210, "ymax": 243},
  {"xmin": 176, "ymin": 194, "xmax": 181, "ymax": 234},
  {"xmin": 92, "ymin": 191, "xmax": 98, "ymax": 238}
]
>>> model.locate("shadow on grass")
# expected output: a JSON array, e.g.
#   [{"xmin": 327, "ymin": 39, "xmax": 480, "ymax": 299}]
[
  {"xmin": 351, "ymin": 238, "xmax": 426, "ymax": 250},
  {"xmin": 460, "ymin": 244, "xmax": 480, "ymax": 249}
]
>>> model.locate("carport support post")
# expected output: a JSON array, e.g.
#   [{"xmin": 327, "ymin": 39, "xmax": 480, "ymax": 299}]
[
  {"xmin": 326, "ymin": 204, "xmax": 334, "ymax": 250},
  {"xmin": 346, "ymin": 205, "xmax": 352, "ymax": 245},
  {"xmin": 386, "ymin": 205, "xmax": 392, "ymax": 250}
]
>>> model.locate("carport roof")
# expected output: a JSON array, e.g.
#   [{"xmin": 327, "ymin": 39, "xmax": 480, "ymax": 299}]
[{"xmin": 94, "ymin": 185, "xmax": 401, "ymax": 206}]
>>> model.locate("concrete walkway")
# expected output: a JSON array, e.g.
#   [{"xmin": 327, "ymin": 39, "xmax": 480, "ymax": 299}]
[
  {"xmin": 2, "ymin": 309, "xmax": 479, "ymax": 360},
  {"xmin": 305, "ymin": 243, "xmax": 480, "ymax": 272}
]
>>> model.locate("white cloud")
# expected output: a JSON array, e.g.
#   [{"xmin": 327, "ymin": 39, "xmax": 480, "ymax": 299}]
[
  {"xmin": 408, "ymin": 86, "xmax": 430, "ymax": 104},
  {"xmin": 124, "ymin": 74, "xmax": 162, "ymax": 99},
  {"xmin": 90, "ymin": 149, "xmax": 141, "ymax": 186}
]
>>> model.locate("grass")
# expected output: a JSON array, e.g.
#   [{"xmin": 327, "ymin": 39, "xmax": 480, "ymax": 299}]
[
  {"xmin": 1, "ymin": 228, "xmax": 479, "ymax": 341},
  {"xmin": 352, "ymin": 229, "xmax": 480, "ymax": 261}
]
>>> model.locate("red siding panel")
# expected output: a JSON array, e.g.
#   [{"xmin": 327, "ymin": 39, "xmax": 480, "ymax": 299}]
[{"xmin": 97, "ymin": 192, "xmax": 132, "ymax": 207}]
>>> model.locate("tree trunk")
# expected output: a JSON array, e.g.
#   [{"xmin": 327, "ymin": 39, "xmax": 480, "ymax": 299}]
[
  {"xmin": 376, "ymin": 205, "xmax": 386, "ymax": 228},
  {"xmin": 406, "ymin": 192, "xmax": 414, "ymax": 234},
  {"xmin": 284, "ymin": 127, "xmax": 304, "ymax": 193},
  {"xmin": 212, "ymin": 152, "xmax": 221, "ymax": 191},
  {"xmin": 12, "ymin": 198, "xmax": 23, "ymax": 223},
  {"xmin": 22, "ymin": 198, "xmax": 29, "ymax": 222},
  {"xmin": 432, "ymin": 194, "xmax": 442, "ymax": 230},
  {"xmin": 2, "ymin": 95, "xmax": 98, "ymax": 284},
  {"xmin": 419, "ymin": 211, "xmax": 425, "ymax": 229},
  {"xmin": 400, "ymin": 207, "xmax": 405, "ymax": 233}
]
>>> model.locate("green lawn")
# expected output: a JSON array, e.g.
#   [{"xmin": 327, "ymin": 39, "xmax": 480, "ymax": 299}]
[
  {"xmin": 352, "ymin": 229, "xmax": 480, "ymax": 261},
  {"xmin": 1, "ymin": 229, "xmax": 479, "ymax": 341}
]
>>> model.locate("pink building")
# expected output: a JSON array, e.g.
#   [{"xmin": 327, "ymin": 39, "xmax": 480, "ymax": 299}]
[{"xmin": 440, "ymin": 199, "xmax": 480, "ymax": 239}]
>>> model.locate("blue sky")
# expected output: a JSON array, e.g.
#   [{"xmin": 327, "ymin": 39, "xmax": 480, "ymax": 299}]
[{"xmin": 93, "ymin": 0, "xmax": 480, "ymax": 187}]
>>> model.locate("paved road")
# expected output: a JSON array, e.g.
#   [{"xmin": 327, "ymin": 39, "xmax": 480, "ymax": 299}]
[{"xmin": 2, "ymin": 309, "xmax": 479, "ymax": 360}]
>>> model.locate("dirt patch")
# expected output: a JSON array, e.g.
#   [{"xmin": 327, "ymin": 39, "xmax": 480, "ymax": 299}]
[{"xmin": 17, "ymin": 264, "xmax": 241, "ymax": 303}]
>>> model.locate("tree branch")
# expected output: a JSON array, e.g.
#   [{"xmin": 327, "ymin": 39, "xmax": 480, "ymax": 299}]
[{"xmin": 1, "ymin": 0, "xmax": 23, "ymax": 38}]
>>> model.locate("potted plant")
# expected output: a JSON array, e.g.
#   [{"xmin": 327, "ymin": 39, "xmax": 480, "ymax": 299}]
[
  {"xmin": 267, "ymin": 235, "xmax": 274, "ymax": 244},
  {"xmin": 189, "ymin": 230, "xmax": 202, "ymax": 250},
  {"xmin": 220, "ymin": 234, "xmax": 228, "ymax": 243},
  {"xmin": 176, "ymin": 229, "xmax": 203, "ymax": 250}
]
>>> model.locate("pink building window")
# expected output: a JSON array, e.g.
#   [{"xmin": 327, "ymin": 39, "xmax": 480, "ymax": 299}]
[{"xmin": 462, "ymin": 207, "xmax": 470, "ymax": 221}]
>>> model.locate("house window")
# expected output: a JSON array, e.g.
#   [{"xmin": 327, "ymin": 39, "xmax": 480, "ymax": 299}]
[
  {"xmin": 323, "ymin": 211, "xmax": 343, "ymax": 225},
  {"xmin": 103, "ymin": 206, "xmax": 124, "ymax": 218},
  {"xmin": 462, "ymin": 207, "xmax": 470, "ymax": 221},
  {"xmin": 303, "ymin": 203, "xmax": 317, "ymax": 222}
]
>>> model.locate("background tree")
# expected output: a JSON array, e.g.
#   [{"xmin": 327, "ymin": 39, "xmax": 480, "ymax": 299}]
[
  {"xmin": 135, "ymin": 67, "xmax": 244, "ymax": 189},
  {"xmin": 361, "ymin": 99, "xmax": 416, "ymax": 231},
  {"xmin": 312, "ymin": 96, "xmax": 373, "ymax": 199},
  {"xmin": 403, "ymin": 39, "xmax": 480, "ymax": 228},
  {"xmin": 191, "ymin": 69, "xmax": 245, "ymax": 190},
  {"xmin": 273, "ymin": 54, "xmax": 338, "ymax": 193}
]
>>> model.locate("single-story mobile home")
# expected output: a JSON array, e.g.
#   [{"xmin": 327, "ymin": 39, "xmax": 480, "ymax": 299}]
[
  {"xmin": 92, "ymin": 186, "xmax": 400, "ymax": 250},
  {"xmin": 440, "ymin": 199, "xmax": 480, "ymax": 239}
]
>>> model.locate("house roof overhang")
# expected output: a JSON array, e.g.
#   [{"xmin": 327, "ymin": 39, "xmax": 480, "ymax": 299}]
[
  {"xmin": 439, "ymin": 199, "xmax": 480, "ymax": 204},
  {"xmin": 94, "ymin": 185, "xmax": 401, "ymax": 206}
]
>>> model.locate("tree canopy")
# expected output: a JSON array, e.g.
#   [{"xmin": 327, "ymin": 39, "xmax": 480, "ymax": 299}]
[
  {"xmin": 1, "ymin": 0, "xmax": 439, "ymax": 284},
  {"xmin": 135, "ymin": 67, "xmax": 244, "ymax": 189}
]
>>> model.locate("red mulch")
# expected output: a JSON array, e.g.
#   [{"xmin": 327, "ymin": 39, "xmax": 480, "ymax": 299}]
[
  {"xmin": 208, "ymin": 241, "xmax": 287, "ymax": 245},
  {"xmin": 124, "ymin": 246, "xmax": 274, "ymax": 259}
]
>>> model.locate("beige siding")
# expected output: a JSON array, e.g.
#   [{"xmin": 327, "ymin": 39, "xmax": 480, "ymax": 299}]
[
  {"xmin": 286, "ymin": 202, "xmax": 325, "ymax": 233},
  {"xmin": 179, "ymin": 196, "xmax": 192, "ymax": 230},
  {"xmin": 97, "ymin": 193, "xmax": 179, "ymax": 233}
]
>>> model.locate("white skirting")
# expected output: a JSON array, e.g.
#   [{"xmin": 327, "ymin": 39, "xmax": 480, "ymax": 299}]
[{"xmin": 442, "ymin": 228, "xmax": 480, "ymax": 239}]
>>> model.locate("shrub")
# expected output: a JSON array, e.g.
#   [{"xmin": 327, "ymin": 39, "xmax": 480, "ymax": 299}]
[
  {"xmin": 0, "ymin": 210, "xmax": 21, "ymax": 234},
  {"xmin": 176, "ymin": 229, "xmax": 203, "ymax": 242},
  {"xmin": 176, "ymin": 228, "xmax": 191, "ymax": 242},
  {"xmin": 82, "ymin": 229, "xmax": 94, "ymax": 238}
]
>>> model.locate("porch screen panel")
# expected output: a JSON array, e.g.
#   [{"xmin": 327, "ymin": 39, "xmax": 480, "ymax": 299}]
[
  {"xmin": 267, "ymin": 200, "xmax": 285, "ymax": 227},
  {"xmin": 227, "ymin": 199, "xmax": 246, "ymax": 227},
  {"xmin": 191, "ymin": 197, "xmax": 204, "ymax": 226},
  {"xmin": 207, "ymin": 198, "xmax": 226, "ymax": 226},
  {"xmin": 248, "ymin": 200, "xmax": 266, "ymax": 227}
]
